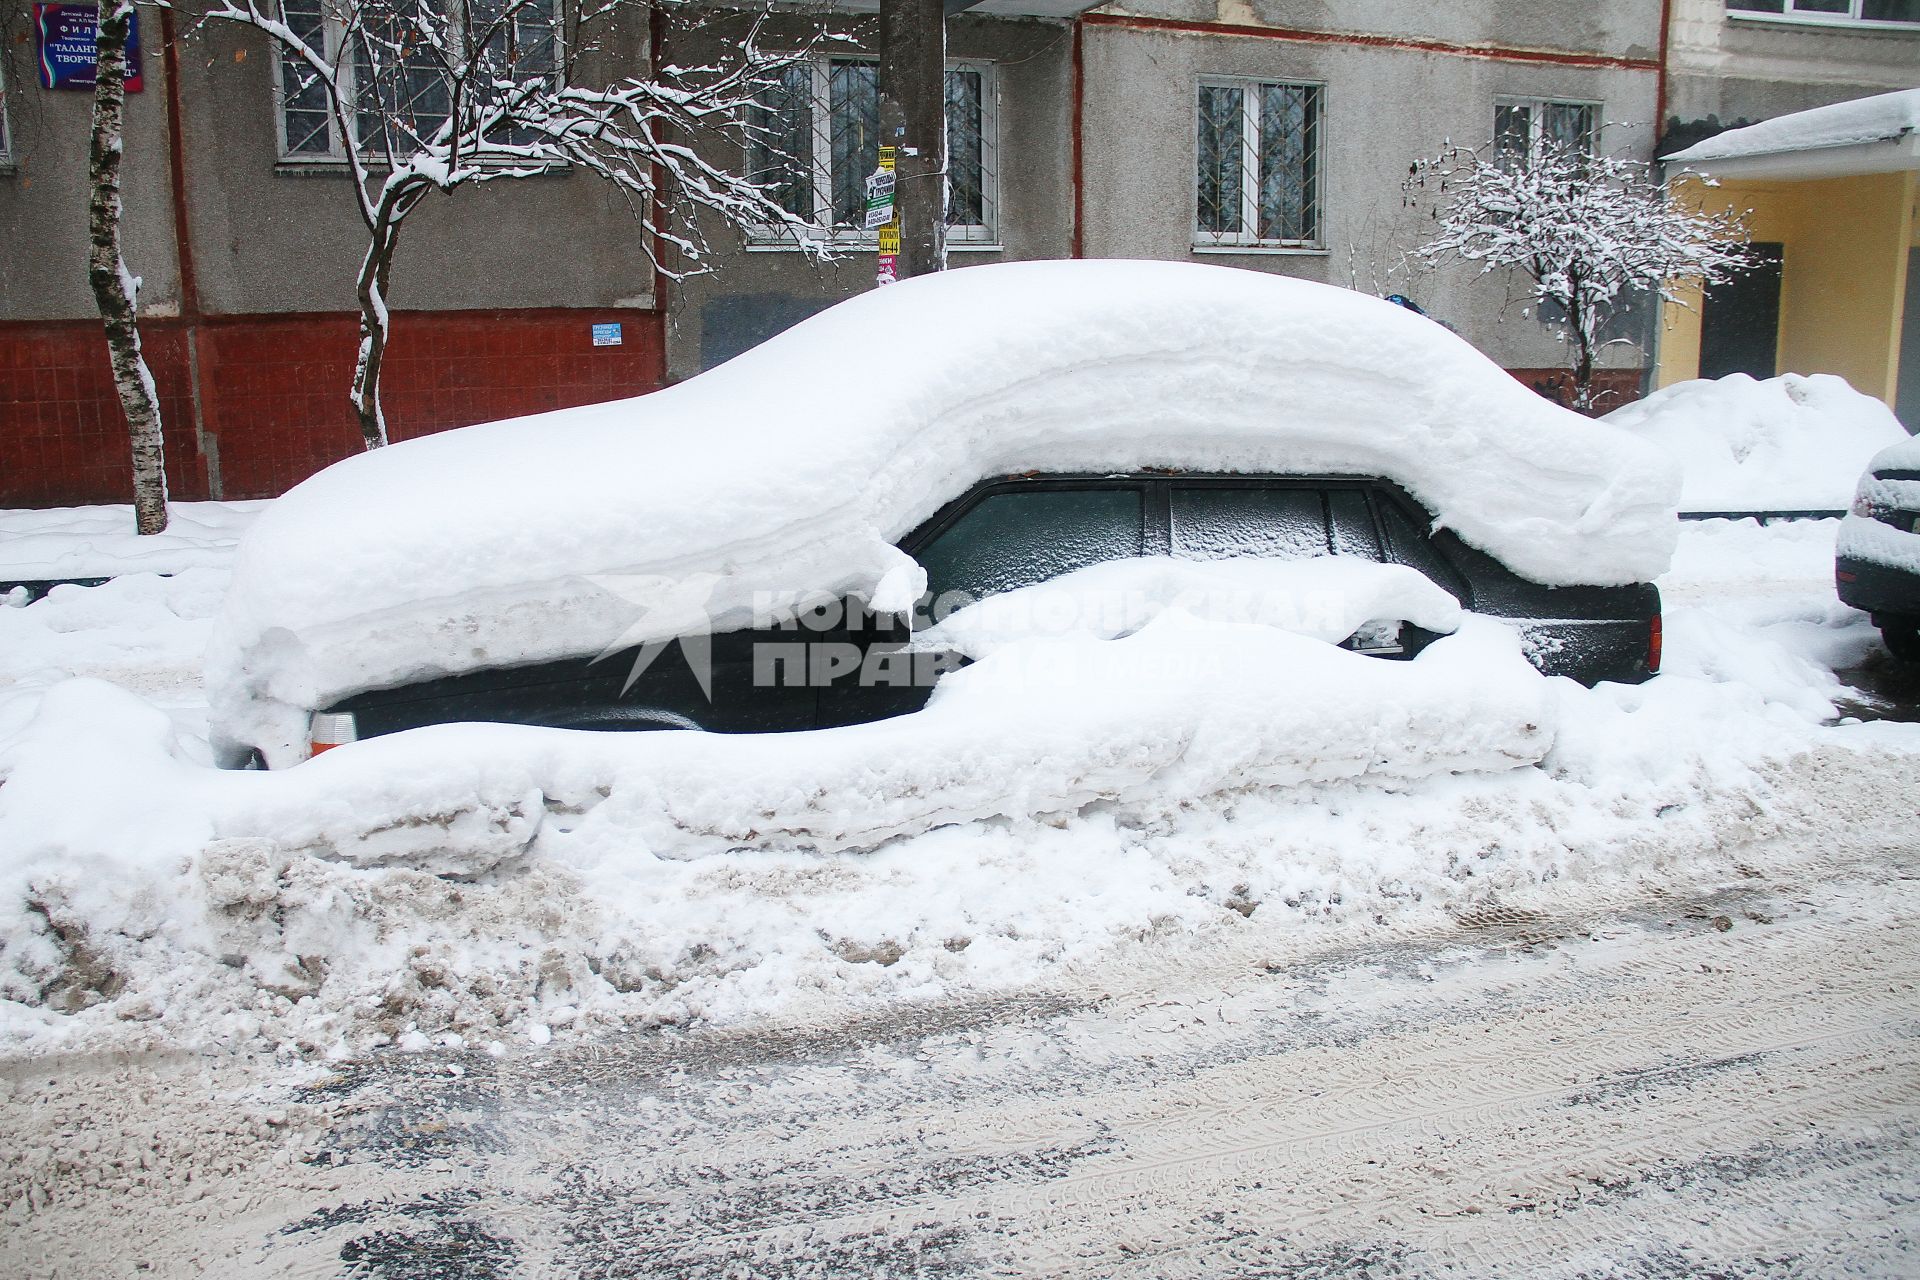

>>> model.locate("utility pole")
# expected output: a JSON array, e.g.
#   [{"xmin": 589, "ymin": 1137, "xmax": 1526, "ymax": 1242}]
[{"xmin": 877, "ymin": 0, "xmax": 946, "ymax": 277}]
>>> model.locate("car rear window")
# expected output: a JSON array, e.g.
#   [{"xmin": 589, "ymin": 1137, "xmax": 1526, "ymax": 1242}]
[{"xmin": 918, "ymin": 487, "xmax": 1144, "ymax": 603}]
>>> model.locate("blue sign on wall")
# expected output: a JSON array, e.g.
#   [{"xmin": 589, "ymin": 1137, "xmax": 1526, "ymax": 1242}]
[
  {"xmin": 35, "ymin": 4, "xmax": 143, "ymax": 93},
  {"xmin": 591, "ymin": 323, "xmax": 624, "ymax": 348}
]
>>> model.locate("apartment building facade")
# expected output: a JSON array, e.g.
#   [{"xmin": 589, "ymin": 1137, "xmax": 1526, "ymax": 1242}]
[{"xmin": 2, "ymin": 0, "xmax": 1668, "ymax": 506}]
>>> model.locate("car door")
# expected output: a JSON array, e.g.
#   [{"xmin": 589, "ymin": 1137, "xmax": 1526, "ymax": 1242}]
[
  {"xmin": 817, "ymin": 479, "xmax": 1149, "ymax": 727},
  {"xmin": 1168, "ymin": 478, "xmax": 1448, "ymax": 657}
]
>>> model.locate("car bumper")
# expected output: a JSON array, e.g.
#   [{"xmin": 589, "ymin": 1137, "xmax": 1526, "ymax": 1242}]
[{"xmin": 1837, "ymin": 554, "xmax": 1920, "ymax": 624}]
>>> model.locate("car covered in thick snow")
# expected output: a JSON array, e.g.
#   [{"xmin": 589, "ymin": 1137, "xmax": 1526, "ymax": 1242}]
[
  {"xmin": 208, "ymin": 261, "xmax": 1680, "ymax": 767},
  {"xmin": 1837, "ymin": 433, "xmax": 1920, "ymax": 662}
]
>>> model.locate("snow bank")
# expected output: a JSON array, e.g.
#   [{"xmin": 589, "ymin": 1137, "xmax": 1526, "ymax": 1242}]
[
  {"xmin": 0, "ymin": 502, "xmax": 265, "ymax": 581},
  {"xmin": 1839, "ymin": 432, "xmax": 1920, "ymax": 577},
  {"xmin": 2, "ymin": 611, "xmax": 1552, "ymax": 1052},
  {"xmin": 1663, "ymin": 88, "xmax": 1920, "ymax": 164},
  {"xmin": 1602, "ymin": 373, "xmax": 1906, "ymax": 512},
  {"xmin": 4, "ymin": 523, "xmax": 1916, "ymax": 1059},
  {"xmin": 915, "ymin": 556, "xmax": 1462, "ymax": 658},
  {"xmin": 208, "ymin": 260, "xmax": 1680, "ymax": 764}
]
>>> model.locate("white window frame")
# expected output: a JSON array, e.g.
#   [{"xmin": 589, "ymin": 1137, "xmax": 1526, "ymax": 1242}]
[
  {"xmin": 1493, "ymin": 95, "xmax": 1603, "ymax": 164},
  {"xmin": 743, "ymin": 55, "xmax": 1001, "ymax": 252},
  {"xmin": 1191, "ymin": 75, "xmax": 1326, "ymax": 255},
  {"xmin": 1726, "ymin": 0, "xmax": 1920, "ymax": 29},
  {"xmin": 270, "ymin": 0, "xmax": 566, "ymax": 164}
]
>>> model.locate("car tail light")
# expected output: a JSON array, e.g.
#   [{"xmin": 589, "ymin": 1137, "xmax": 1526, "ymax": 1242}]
[
  {"xmin": 1836, "ymin": 569, "xmax": 1857, "ymax": 584},
  {"xmin": 309, "ymin": 711, "xmax": 358, "ymax": 757},
  {"xmin": 1647, "ymin": 613, "xmax": 1662, "ymax": 675}
]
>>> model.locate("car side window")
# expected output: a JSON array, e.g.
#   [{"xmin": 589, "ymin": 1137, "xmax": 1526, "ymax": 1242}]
[
  {"xmin": 916, "ymin": 487, "xmax": 1144, "ymax": 605},
  {"xmin": 1377, "ymin": 495, "xmax": 1466, "ymax": 595},
  {"xmin": 1327, "ymin": 489, "xmax": 1383, "ymax": 559},
  {"xmin": 1171, "ymin": 487, "xmax": 1329, "ymax": 561}
]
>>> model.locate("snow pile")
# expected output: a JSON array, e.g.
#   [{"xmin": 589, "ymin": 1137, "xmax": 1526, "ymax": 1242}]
[
  {"xmin": 2, "ymin": 599, "xmax": 1553, "ymax": 1053},
  {"xmin": 1663, "ymin": 88, "xmax": 1920, "ymax": 164},
  {"xmin": 916, "ymin": 556, "xmax": 1462, "ymax": 658},
  {"xmin": 208, "ymin": 259, "xmax": 1680, "ymax": 765},
  {"xmin": 0, "ymin": 501, "xmax": 264, "ymax": 581},
  {"xmin": 1661, "ymin": 517, "xmax": 1880, "ymax": 677},
  {"xmin": 1602, "ymin": 373, "xmax": 1907, "ymax": 512},
  {"xmin": 0, "ymin": 524, "xmax": 1915, "ymax": 1058},
  {"xmin": 1839, "ymin": 432, "xmax": 1920, "ymax": 576}
]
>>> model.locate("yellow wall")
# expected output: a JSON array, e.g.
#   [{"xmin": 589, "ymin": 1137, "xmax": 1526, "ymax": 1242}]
[{"xmin": 1657, "ymin": 170, "xmax": 1917, "ymax": 407}]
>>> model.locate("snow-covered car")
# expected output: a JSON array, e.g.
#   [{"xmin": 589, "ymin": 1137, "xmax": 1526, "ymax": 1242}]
[
  {"xmin": 1837, "ymin": 434, "xmax": 1920, "ymax": 662},
  {"xmin": 207, "ymin": 261, "xmax": 1680, "ymax": 768}
]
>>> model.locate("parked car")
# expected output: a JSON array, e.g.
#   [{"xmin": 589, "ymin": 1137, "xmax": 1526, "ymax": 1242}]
[
  {"xmin": 310, "ymin": 471, "xmax": 1661, "ymax": 755},
  {"xmin": 1837, "ymin": 440, "xmax": 1920, "ymax": 662},
  {"xmin": 211, "ymin": 260, "xmax": 1680, "ymax": 767}
]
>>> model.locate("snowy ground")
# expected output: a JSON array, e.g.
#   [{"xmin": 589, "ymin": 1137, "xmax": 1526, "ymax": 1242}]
[{"xmin": 2, "ymin": 505, "xmax": 1918, "ymax": 1275}]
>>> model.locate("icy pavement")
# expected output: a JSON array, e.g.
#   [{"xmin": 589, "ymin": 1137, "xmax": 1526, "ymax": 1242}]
[{"xmin": 5, "ymin": 817, "xmax": 1917, "ymax": 1277}]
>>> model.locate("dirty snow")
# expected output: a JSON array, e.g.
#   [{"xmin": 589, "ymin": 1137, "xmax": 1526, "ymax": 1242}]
[
  {"xmin": 1604, "ymin": 372, "xmax": 1907, "ymax": 512},
  {"xmin": 207, "ymin": 260, "xmax": 1681, "ymax": 765},
  {"xmin": 1663, "ymin": 87, "xmax": 1920, "ymax": 164}
]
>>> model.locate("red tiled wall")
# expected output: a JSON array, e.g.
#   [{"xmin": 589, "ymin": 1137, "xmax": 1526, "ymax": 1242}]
[
  {"xmin": 0, "ymin": 309, "xmax": 666, "ymax": 506},
  {"xmin": 1506, "ymin": 367, "xmax": 1647, "ymax": 416},
  {"xmin": 0, "ymin": 324, "xmax": 212, "ymax": 508}
]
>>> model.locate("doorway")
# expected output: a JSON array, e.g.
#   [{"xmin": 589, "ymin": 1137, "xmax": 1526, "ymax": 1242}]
[{"xmin": 1700, "ymin": 242, "xmax": 1784, "ymax": 382}]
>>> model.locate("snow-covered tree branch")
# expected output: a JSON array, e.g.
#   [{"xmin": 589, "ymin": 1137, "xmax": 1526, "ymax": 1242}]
[
  {"xmin": 1405, "ymin": 136, "xmax": 1756, "ymax": 413},
  {"xmin": 197, "ymin": 0, "xmax": 833, "ymax": 449}
]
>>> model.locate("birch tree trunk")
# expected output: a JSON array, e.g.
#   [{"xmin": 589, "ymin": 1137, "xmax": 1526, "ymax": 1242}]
[{"xmin": 87, "ymin": 0, "xmax": 169, "ymax": 534}]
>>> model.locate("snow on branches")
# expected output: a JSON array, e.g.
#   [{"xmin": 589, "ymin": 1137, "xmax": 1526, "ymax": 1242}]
[
  {"xmin": 1405, "ymin": 136, "xmax": 1754, "ymax": 412},
  {"xmin": 198, "ymin": 0, "xmax": 832, "ymax": 448}
]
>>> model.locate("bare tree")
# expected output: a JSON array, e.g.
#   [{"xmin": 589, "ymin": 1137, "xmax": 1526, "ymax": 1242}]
[
  {"xmin": 88, "ymin": 0, "xmax": 169, "ymax": 533},
  {"xmin": 1405, "ymin": 135, "xmax": 1754, "ymax": 413},
  {"xmin": 200, "ymin": 0, "xmax": 829, "ymax": 448}
]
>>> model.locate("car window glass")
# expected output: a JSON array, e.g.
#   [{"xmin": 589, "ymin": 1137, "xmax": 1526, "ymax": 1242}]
[
  {"xmin": 1327, "ymin": 489, "xmax": 1383, "ymax": 559},
  {"xmin": 1378, "ymin": 497, "xmax": 1461, "ymax": 592},
  {"xmin": 917, "ymin": 487, "xmax": 1143, "ymax": 604},
  {"xmin": 1171, "ymin": 487, "xmax": 1326, "ymax": 561}
]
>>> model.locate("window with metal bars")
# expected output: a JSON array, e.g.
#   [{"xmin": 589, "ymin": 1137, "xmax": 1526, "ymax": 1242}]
[
  {"xmin": 274, "ymin": 0, "xmax": 560, "ymax": 160},
  {"xmin": 745, "ymin": 56, "xmax": 998, "ymax": 246},
  {"xmin": 1493, "ymin": 98, "xmax": 1598, "ymax": 168},
  {"xmin": 1726, "ymin": 0, "xmax": 1918, "ymax": 24},
  {"xmin": 1194, "ymin": 78, "xmax": 1321, "ymax": 250}
]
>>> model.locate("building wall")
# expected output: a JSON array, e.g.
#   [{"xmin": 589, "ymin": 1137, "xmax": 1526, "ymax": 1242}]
[
  {"xmin": 1664, "ymin": 0, "xmax": 1920, "ymax": 133},
  {"xmin": 1657, "ymin": 170, "xmax": 1918, "ymax": 406},
  {"xmin": 0, "ymin": 4, "xmax": 668, "ymax": 506},
  {"xmin": 661, "ymin": 13, "xmax": 1076, "ymax": 383},
  {"xmin": 1077, "ymin": 2, "xmax": 1664, "ymax": 374}
]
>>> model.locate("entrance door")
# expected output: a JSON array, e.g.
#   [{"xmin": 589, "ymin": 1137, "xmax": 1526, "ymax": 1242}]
[{"xmin": 1700, "ymin": 242, "xmax": 1783, "ymax": 381}]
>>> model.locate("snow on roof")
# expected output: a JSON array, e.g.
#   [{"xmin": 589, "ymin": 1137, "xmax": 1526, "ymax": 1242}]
[
  {"xmin": 207, "ymin": 260, "xmax": 1680, "ymax": 763},
  {"xmin": 1663, "ymin": 88, "xmax": 1920, "ymax": 166}
]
